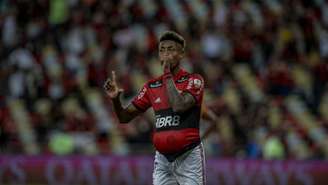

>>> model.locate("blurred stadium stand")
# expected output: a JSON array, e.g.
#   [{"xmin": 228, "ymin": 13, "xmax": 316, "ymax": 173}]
[{"xmin": 0, "ymin": 0, "xmax": 327, "ymax": 160}]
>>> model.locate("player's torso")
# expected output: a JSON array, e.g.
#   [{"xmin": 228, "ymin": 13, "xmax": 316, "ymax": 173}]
[
  {"xmin": 148, "ymin": 75, "xmax": 201, "ymax": 156},
  {"xmin": 146, "ymin": 75, "xmax": 200, "ymax": 129}
]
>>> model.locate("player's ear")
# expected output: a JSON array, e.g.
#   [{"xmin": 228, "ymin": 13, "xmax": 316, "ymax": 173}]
[
  {"xmin": 178, "ymin": 48, "xmax": 185, "ymax": 60},
  {"xmin": 177, "ymin": 44, "xmax": 185, "ymax": 59}
]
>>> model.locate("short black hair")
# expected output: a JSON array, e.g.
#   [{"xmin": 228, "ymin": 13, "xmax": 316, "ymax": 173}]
[{"xmin": 159, "ymin": 31, "xmax": 185, "ymax": 49}]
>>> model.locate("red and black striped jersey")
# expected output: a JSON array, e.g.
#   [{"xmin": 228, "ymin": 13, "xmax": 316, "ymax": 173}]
[{"xmin": 132, "ymin": 68, "xmax": 204, "ymax": 161}]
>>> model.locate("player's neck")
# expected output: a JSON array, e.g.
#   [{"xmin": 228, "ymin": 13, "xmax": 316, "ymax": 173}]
[{"xmin": 171, "ymin": 65, "xmax": 181, "ymax": 76}]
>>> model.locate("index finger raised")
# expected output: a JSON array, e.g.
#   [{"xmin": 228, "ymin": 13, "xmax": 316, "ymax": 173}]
[{"xmin": 112, "ymin": 71, "xmax": 117, "ymax": 83}]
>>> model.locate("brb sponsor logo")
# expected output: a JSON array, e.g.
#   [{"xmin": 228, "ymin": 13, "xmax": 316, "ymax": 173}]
[{"xmin": 155, "ymin": 115, "xmax": 180, "ymax": 128}]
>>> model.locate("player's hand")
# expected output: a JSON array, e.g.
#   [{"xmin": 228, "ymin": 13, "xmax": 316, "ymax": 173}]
[
  {"xmin": 161, "ymin": 54, "xmax": 175, "ymax": 74},
  {"xmin": 104, "ymin": 71, "xmax": 124, "ymax": 99},
  {"xmin": 162, "ymin": 60, "xmax": 171, "ymax": 74}
]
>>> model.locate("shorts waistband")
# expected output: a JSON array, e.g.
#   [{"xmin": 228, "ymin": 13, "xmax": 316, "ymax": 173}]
[{"xmin": 162, "ymin": 140, "xmax": 200, "ymax": 162}]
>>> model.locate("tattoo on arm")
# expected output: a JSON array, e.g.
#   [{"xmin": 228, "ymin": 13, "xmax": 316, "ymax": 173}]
[{"xmin": 165, "ymin": 77, "xmax": 196, "ymax": 112}]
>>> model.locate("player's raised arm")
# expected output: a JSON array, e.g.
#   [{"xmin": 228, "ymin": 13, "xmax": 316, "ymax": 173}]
[
  {"xmin": 163, "ymin": 60, "xmax": 196, "ymax": 112},
  {"xmin": 104, "ymin": 71, "xmax": 142, "ymax": 123}
]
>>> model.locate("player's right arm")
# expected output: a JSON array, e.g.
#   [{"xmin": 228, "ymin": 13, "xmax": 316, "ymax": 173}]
[{"xmin": 104, "ymin": 71, "xmax": 142, "ymax": 123}]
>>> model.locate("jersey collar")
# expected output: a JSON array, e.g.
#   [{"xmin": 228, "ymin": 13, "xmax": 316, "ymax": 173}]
[
  {"xmin": 161, "ymin": 68, "xmax": 188, "ymax": 80},
  {"xmin": 173, "ymin": 68, "xmax": 188, "ymax": 80}
]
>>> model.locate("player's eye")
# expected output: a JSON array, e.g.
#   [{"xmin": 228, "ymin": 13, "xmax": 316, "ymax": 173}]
[
  {"xmin": 159, "ymin": 47, "xmax": 176, "ymax": 53},
  {"xmin": 168, "ymin": 48, "xmax": 175, "ymax": 52}
]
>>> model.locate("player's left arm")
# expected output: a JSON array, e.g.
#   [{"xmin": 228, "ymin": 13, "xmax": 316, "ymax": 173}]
[{"xmin": 165, "ymin": 77, "xmax": 196, "ymax": 112}]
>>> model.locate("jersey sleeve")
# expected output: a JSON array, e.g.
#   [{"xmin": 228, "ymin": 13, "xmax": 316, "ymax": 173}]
[
  {"xmin": 131, "ymin": 83, "xmax": 151, "ymax": 112},
  {"xmin": 183, "ymin": 74, "xmax": 204, "ymax": 105}
]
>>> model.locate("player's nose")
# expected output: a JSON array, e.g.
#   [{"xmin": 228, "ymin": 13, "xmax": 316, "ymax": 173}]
[{"xmin": 163, "ymin": 52, "xmax": 171, "ymax": 58}]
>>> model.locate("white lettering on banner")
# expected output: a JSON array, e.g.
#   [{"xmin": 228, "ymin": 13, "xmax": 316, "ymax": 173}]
[
  {"xmin": 206, "ymin": 161, "xmax": 313, "ymax": 185},
  {"xmin": 273, "ymin": 162, "xmax": 289, "ymax": 185},
  {"xmin": 294, "ymin": 164, "xmax": 313, "ymax": 185},
  {"xmin": 0, "ymin": 157, "xmax": 321, "ymax": 185},
  {"xmin": 235, "ymin": 162, "xmax": 256, "ymax": 185},
  {"xmin": 98, "ymin": 159, "xmax": 111, "ymax": 185},
  {"xmin": 44, "ymin": 158, "xmax": 153, "ymax": 185},
  {"xmin": 10, "ymin": 159, "xmax": 25, "ymax": 185},
  {"xmin": 155, "ymin": 115, "xmax": 180, "ymax": 128},
  {"xmin": 135, "ymin": 160, "xmax": 153, "ymax": 185},
  {"xmin": 46, "ymin": 159, "xmax": 73, "ymax": 185},
  {"xmin": 0, "ymin": 159, "xmax": 26, "ymax": 185},
  {"xmin": 111, "ymin": 160, "xmax": 134, "ymax": 185},
  {"xmin": 77, "ymin": 160, "xmax": 97, "ymax": 185},
  {"xmin": 221, "ymin": 161, "xmax": 235, "ymax": 185},
  {"xmin": 254, "ymin": 164, "xmax": 275, "ymax": 185},
  {"xmin": 206, "ymin": 161, "xmax": 233, "ymax": 185}
]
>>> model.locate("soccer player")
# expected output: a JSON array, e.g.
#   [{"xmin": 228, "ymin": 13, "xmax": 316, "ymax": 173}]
[{"xmin": 104, "ymin": 31, "xmax": 206, "ymax": 185}]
